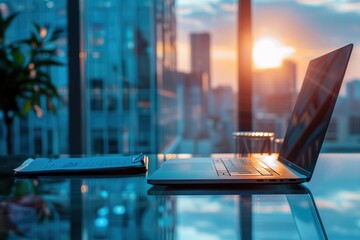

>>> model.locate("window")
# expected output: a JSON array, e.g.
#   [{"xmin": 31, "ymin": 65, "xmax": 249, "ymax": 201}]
[
  {"xmin": 107, "ymin": 96, "xmax": 117, "ymax": 111},
  {"xmin": 2, "ymin": 0, "xmax": 359, "ymax": 155},
  {"xmin": 0, "ymin": 0, "xmax": 68, "ymax": 155},
  {"xmin": 20, "ymin": 118, "xmax": 29, "ymax": 152},
  {"xmin": 253, "ymin": 0, "xmax": 360, "ymax": 152},
  {"xmin": 83, "ymin": 0, "xmax": 160, "ymax": 154},
  {"xmin": 349, "ymin": 117, "xmax": 360, "ymax": 135},
  {"xmin": 174, "ymin": 0, "xmax": 238, "ymax": 154},
  {"xmin": 34, "ymin": 127, "xmax": 42, "ymax": 153},
  {"xmin": 325, "ymin": 120, "xmax": 337, "ymax": 142},
  {"xmin": 92, "ymin": 130, "xmax": 104, "ymax": 154},
  {"xmin": 47, "ymin": 130, "xmax": 54, "ymax": 154},
  {"xmin": 108, "ymin": 129, "xmax": 118, "ymax": 153}
]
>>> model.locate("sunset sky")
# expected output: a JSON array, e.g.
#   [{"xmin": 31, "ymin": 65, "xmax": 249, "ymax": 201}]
[{"xmin": 176, "ymin": 0, "xmax": 360, "ymax": 92}]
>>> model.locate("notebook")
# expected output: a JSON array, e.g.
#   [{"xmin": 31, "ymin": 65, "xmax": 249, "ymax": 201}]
[
  {"xmin": 148, "ymin": 44, "xmax": 353, "ymax": 185},
  {"xmin": 14, "ymin": 154, "xmax": 147, "ymax": 176}
]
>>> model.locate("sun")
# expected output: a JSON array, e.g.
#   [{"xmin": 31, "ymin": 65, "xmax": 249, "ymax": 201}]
[{"xmin": 253, "ymin": 37, "xmax": 294, "ymax": 69}]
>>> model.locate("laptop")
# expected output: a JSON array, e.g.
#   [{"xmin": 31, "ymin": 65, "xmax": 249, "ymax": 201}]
[{"xmin": 148, "ymin": 43, "xmax": 353, "ymax": 185}]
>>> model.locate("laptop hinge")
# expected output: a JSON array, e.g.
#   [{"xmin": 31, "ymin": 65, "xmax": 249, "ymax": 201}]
[{"xmin": 278, "ymin": 157, "xmax": 311, "ymax": 178}]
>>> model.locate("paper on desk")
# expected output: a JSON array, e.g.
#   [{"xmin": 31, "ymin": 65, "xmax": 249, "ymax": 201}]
[{"xmin": 14, "ymin": 155, "xmax": 147, "ymax": 175}]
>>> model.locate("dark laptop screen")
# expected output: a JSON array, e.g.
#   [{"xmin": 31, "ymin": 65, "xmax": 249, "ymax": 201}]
[{"xmin": 279, "ymin": 44, "xmax": 353, "ymax": 175}]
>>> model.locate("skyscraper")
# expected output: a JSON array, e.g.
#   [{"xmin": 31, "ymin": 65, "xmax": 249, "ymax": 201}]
[
  {"xmin": 323, "ymin": 79, "xmax": 360, "ymax": 152},
  {"xmin": 182, "ymin": 72, "xmax": 208, "ymax": 139},
  {"xmin": 81, "ymin": 0, "xmax": 178, "ymax": 154},
  {"xmin": 190, "ymin": 33, "xmax": 211, "ymax": 90},
  {"xmin": 210, "ymin": 86, "xmax": 236, "ymax": 152},
  {"xmin": 346, "ymin": 79, "xmax": 360, "ymax": 101},
  {"xmin": 0, "ymin": 0, "xmax": 177, "ymax": 155},
  {"xmin": 175, "ymin": 71, "xmax": 211, "ymax": 154},
  {"xmin": 253, "ymin": 60, "xmax": 297, "ymax": 138},
  {"xmin": 253, "ymin": 60, "xmax": 297, "ymax": 116}
]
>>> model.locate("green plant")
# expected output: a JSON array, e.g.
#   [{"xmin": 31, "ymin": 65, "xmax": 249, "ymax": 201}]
[{"xmin": 0, "ymin": 12, "xmax": 63, "ymax": 154}]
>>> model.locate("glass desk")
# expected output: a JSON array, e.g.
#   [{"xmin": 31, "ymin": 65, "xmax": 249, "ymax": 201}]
[{"xmin": 0, "ymin": 153, "xmax": 359, "ymax": 239}]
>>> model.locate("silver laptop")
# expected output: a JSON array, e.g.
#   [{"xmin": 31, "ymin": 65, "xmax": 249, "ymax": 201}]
[{"xmin": 148, "ymin": 44, "xmax": 353, "ymax": 185}]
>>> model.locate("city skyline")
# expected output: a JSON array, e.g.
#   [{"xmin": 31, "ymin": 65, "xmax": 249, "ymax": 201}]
[
  {"xmin": 176, "ymin": 0, "xmax": 360, "ymax": 92},
  {"xmin": 0, "ymin": 0, "xmax": 359, "ymax": 155}
]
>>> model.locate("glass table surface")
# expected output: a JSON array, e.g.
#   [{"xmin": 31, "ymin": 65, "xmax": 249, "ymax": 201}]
[{"xmin": 0, "ymin": 153, "xmax": 359, "ymax": 240}]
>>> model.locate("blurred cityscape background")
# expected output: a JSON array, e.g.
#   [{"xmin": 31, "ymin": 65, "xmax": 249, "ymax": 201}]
[
  {"xmin": 0, "ymin": 2, "xmax": 360, "ymax": 240},
  {"xmin": 0, "ymin": 0, "xmax": 359, "ymax": 155}
]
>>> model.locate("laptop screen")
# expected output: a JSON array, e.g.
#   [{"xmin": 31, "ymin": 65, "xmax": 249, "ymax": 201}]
[{"xmin": 279, "ymin": 44, "xmax": 353, "ymax": 175}]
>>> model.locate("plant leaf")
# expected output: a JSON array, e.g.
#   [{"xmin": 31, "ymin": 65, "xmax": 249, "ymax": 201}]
[
  {"xmin": 0, "ymin": 12, "xmax": 19, "ymax": 41},
  {"xmin": 49, "ymin": 28, "xmax": 63, "ymax": 41},
  {"xmin": 4, "ymin": 13, "xmax": 19, "ymax": 29},
  {"xmin": 34, "ymin": 23, "xmax": 41, "ymax": 35},
  {"xmin": 23, "ymin": 99, "xmax": 32, "ymax": 114},
  {"xmin": 35, "ymin": 59, "xmax": 63, "ymax": 66},
  {"xmin": 11, "ymin": 47, "xmax": 25, "ymax": 66}
]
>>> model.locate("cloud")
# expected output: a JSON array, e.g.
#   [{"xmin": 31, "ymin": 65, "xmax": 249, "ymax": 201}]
[
  {"xmin": 177, "ymin": 0, "xmax": 220, "ymax": 6},
  {"xmin": 220, "ymin": 3, "xmax": 237, "ymax": 12},
  {"xmin": 316, "ymin": 190, "xmax": 360, "ymax": 213},
  {"xmin": 177, "ymin": 226, "xmax": 221, "ymax": 240},
  {"xmin": 178, "ymin": 197, "xmax": 223, "ymax": 213},
  {"xmin": 331, "ymin": 225, "xmax": 360, "ymax": 238},
  {"xmin": 177, "ymin": 7, "xmax": 194, "ymax": 16},
  {"xmin": 253, "ymin": 204, "xmax": 291, "ymax": 214},
  {"xmin": 201, "ymin": 4, "xmax": 217, "ymax": 14},
  {"xmin": 338, "ymin": 191, "xmax": 360, "ymax": 201},
  {"xmin": 177, "ymin": 16, "xmax": 204, "ymax": 27},
  {"xmin": 335, "ymin": 2, "xmax": 360, "ymax": 14},
  {"xmin": 296, "ymin": 0, "xmax": 330, "ymax": 6},
  {"xmin": 316, "ymin": 199, "xmax": 345, "ymax": 211},
  {"xmin": 177, "ymin": 0, "xmax": 221, "ymax": 15},
  {"xmin": 296, "ymin": 0, "xmax": 360, "ymax": 14}
]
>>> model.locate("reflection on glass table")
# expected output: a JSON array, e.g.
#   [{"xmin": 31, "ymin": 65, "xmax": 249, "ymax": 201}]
[
  {"xmin": 0, "ymin": 176, "xmax": 149, "ymax": 240},
  {"xmin": 1, "ymin": 176, "xmax": 325, "ymax": 240},
  {"xmin": 149, "ymin": 185, "xmax": 326, "ymax": 240},
  {"xmin": 1, "ymin": 153, "xmax": 359, "ymax": 239},
  {"xmin": 0, "ymin": 178, "xmax": 70, "ymax": 239}
]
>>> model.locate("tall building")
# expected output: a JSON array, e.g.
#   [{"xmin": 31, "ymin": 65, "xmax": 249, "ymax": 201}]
[
  {"xmin": 174, "ymin": 32, "xmax": 218, "ymax": 153},
  {"xmin": 323, "ymin": 79, "xmax": 360, "ymax": 152},
  {"xmin": 210, "ymin": 86, "xmax": 236, "ymax": 152},
  {"xmin": 190, "ymin": 33, "xmax": 211, "ymax": 87},
  {"xmin": 0, "ymin": 0, "xmax": 178, "ymax": 155},
  {"xmin": 190, "ymin": 33, "xmax": 211, "ymax": 115},
  {"xmin": 85, "ymin": 0, "xmax": 177, "ymax": 154},
  {"xmin": 253, "ymin": 60, "xmax": 297, "ymax": 116},
  {"xmin": 253, "ymin": 60, "xmax": 297, "ymax": 138},
  {"xmin": 346, "ymin": 79, "xmax": 360, "ymax": 100},
  {"xmin": 175, "ymin": 71, "xmax": 211, "ymax": 154},
  {"xmin": 155, "ymin": 1, "xmax": 180, "ymax": 153},
  {"xmin": 211, "ymin": 86, "xmax": 236, "ymax": 120},
  {"xmin": 181, "ymin": 72, "xmax": 208, "ymax": 139}
]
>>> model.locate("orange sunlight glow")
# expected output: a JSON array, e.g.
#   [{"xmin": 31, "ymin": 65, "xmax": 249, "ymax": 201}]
[{"xmin": 253, "ymin": 37, "xmax": 294, "ymax": 69}]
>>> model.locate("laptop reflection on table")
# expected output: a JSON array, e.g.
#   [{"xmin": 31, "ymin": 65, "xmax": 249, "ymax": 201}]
[{"xmin": 149, "ymin": 184, "xmax": 327, "ymax": 240}]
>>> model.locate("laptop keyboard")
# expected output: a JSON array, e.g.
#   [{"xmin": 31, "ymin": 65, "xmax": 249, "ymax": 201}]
[{"xmin": 213, "ymin": 158, "xmax": 273, "ymax": 176}]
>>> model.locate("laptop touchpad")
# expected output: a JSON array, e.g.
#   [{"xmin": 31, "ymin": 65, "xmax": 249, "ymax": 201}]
[{"xmin": 162, "ymin": 163, "xmax": 212, "ymax": 171}]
